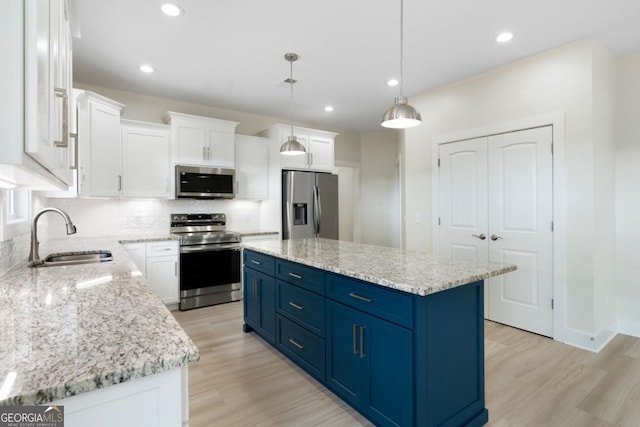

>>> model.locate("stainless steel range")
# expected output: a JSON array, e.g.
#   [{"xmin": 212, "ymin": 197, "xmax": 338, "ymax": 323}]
[{"xmin": 171, "ymin": 213, "xmax": 241, "ymax": 310}]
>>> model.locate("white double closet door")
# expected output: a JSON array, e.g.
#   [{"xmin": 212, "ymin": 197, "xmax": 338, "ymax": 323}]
[{"xmin": 438, "ymin": 126, "xmax": 554, "ymax": 337}]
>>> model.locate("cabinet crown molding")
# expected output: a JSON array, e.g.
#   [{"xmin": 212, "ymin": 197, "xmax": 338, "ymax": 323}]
[
  {"xmin": 76, "ymin": 90, "xmax": 125, "ymax": 111},
  {"xmin": 163, "ymin": 111, "xmax": 239, "ymax": 129}
]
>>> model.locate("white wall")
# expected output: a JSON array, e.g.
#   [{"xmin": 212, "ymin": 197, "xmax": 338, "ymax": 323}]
[
  {"xmin": 403, "ymin": 39, "xmax": 615, "ymax": 344},
  {"xmin": 615, "ymin": 52, "xmax": 640, "ymax": 336},
  {"xmin": 592, "ymin": 43, "xmax": 617, "ymax": 336}
]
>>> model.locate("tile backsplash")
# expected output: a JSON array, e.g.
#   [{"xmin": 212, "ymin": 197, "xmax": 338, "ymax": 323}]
[
  {"xmin": 33, "ymin": 196, "xmax": 265, "ymax": 240},
  {"xmin": 0, "ymin": 233, "xmax": 30, "ymax": 276}
]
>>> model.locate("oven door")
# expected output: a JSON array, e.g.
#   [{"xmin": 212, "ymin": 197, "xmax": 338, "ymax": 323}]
[{"xmin": 179, "ymin": 244, "xmax": 241, "ymax": 309}]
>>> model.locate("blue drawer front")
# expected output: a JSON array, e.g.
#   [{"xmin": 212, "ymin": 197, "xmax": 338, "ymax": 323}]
[
  {"xmin": 276, "ymin": 315, "xmax": 325, "ymax": 381},
  {"xmin": 275, "ymin": 259, "xmax": 325, "ymax": 295},
  {"xmin": 243, "ymin": 250, "xmax": 275, "ymax": 275},
  {"xmin": 277, "ymin": 280, "xmax": 325, "ymax": 337},
  {"xmin": 326, "ymin": 273, "xmax": 413, "ymax": 329}
]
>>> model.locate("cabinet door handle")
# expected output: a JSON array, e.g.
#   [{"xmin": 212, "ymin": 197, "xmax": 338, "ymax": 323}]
[
  {"xmin": 53, "ymin": 87, "xmax": 69, "ymax": 148},
  {"xmin": 289, "ymin": 338, "xmax": 304, "ymax": 350},
  {"xmin": 360, "ymin": 326, "xmax": 366, "ymax": 358},
  {"xmin": 288, "ymin": 301, "xmax": 304, "ymax": 311},
  {"xmin": 255, "ymin": 279, "xmax": 259, "ymax": 298},
  {"xmin": 352, "ymin": 323, "xmax": 358, "ymax": 355},
  {"xmin": 349, "ymin": 292, "xmax": 373, "ymax": 303},
  {"xmin": 252, "ymin": 279, "xmax": 257, "ymax": 298},
  {"xmin": 310, "ymin": 152, "xmax": 313, "ymax": 165},
  {"xmin": 69, "ymin": 132, "xmax": 78, "ymax": 170},
  {"xmin": 174, "ymin": 261, "xmax": 177, "ymax": 276},
  {"xmin": 288, "ymin": 272, "xmax": 303, "ymax": 280},
  {"xmin": 117, "ymin": 175, "xmax": 122, "ymax": 191},
  {"xmin": 250, "ymin": 260, "xmax": 262, "ymax": 265}
]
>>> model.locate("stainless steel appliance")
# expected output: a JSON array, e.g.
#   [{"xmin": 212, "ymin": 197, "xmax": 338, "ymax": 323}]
[
  {"xmin": 282, "ymin": 170, "xmax": 339, "ymax": 240},
  {"xmin": 175, "ymin": 165, "xmax": 235, "ymax": 199},
  {"xmin": 171, "ymin": 213, "xmax": 241, "ymax": 310}
]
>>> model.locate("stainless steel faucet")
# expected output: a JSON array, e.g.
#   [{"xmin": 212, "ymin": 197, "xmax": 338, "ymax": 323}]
[{"xmin": 28, "ymin": 207, "xmax": 77, "ymax": 265}]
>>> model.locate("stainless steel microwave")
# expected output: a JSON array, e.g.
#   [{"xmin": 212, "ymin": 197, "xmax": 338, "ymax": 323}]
[{"xmin": 175, "ymin": 165, "xmax": 235, "ymax": 199}]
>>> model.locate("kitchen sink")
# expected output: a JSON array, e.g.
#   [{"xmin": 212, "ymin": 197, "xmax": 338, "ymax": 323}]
[{"xmin": 31, "ymin": 250, "xmax": 113, "ymax": 267}]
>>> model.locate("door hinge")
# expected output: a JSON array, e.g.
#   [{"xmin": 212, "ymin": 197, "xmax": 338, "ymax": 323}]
[
  {"xmin": 437, "ymin": 158, "xmax": 440, "ymax": 167},
  {"xmin": 551, "ymin": 299, "xmax": 554, "ymax": 309}
]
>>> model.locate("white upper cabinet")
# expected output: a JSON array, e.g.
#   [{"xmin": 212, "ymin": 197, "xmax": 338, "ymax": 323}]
[
  {"xmin": 121, "ymin": 120, "xmax": 172, "ymax": 198},
  {"xmin": 77, "ymin": 91, "xmax": 125, "ymax": 198},
  {"xmin": 260, "ymin": 124, "xmax": 337, "ymax": 172},
  {"xmin": 0, "ymin": 0, "xmax": 74, "ymax": 189},
  {"xmin": 164, "ymin": 112, "xmax": 239, "ymax": 168},
  {"xmin": 235, "ymin": 135, "xmax": 270, "ymax": 200}
]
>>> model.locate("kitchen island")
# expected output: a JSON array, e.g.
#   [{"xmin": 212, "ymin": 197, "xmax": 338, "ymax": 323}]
[
  {"xmin": 242, "ymin": 238, "xmax": 516, "ymax": 427},
  {"xmin": 0, "ymin": 237, "xmax": 198, "ymax": 426}
]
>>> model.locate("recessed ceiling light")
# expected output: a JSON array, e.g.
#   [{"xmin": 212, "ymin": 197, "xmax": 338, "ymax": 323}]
[
  {"xmin": 324, "ymin": 106, "xmax": 334, "ymax": 112},
  {"xmin": 387, "ymin": 79, "xmax": 399, "ymax": 87},
  {"xmin": 140, "ymin": 65, "xmax": 156, "ymax": 73},
  {"xmin": 161, "ymin": 3, "xmax": 184, "ymax": 17},
  {"xmin": 496, "ymin": 32, "xmax": 514, "ymax": 43}
]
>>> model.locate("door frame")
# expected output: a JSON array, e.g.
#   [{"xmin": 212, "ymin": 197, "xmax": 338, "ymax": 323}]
[{"xmin": 431, "ymin": 112, "xmax": 566, "ymax": 342}]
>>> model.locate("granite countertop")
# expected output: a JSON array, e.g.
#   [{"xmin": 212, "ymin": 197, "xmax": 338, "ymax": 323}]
[
  {"xmin": 243, "ymin": 238, "xmax": 517, "ymax": 297},
  {"xmin": 0, "ymin": 237, "xmax": 199, "ymax": 406},
  {"xmin": 239, "ymin": 230, "xmax": 279, "ymax": 237}
]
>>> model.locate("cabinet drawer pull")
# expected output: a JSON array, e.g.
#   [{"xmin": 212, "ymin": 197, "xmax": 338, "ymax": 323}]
[
  {"xmin": 349, "ymin": 292, "xmax": 373, "ymax": 303},
  {"xmin": 352, "ymin": 323, "xmax": 358, "ymax": 355},
  {"xmin": 289, "ymin": 338, "xmax": 304, "ymax": 350},
  {"xmin": 360, "ymin": 326, "xmax": 366, "ymax": 358},
  {"xmin": 288, "ymin": 272, "xmax": 303, "ymax": 280},
  {"xmin": 250, "ymin": 260, "xmax": 262, "ymax": 265},
  {"xmin": 288, "ymin": 301, "xmax": 304, "ymax": 310}
]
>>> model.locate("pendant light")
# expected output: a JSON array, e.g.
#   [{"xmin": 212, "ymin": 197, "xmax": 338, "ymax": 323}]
[
  {"xmin": 381, "ymin": 0, "xmax": 422, "ymax": 129},
  {"xmin": 280, "ymin": 53, "xmax": 306, "ymax": 155}
]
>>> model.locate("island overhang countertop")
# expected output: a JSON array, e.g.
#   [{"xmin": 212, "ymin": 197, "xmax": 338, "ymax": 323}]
[
  {"xmin": 243, "ymin": 238, "xmax": 517, "ymax": 296},
  {"xmin": 0, "ymin": 237, "xmax": 199, "ymax": 406}
]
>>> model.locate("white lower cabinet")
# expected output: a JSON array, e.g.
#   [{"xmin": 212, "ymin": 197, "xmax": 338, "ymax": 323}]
[
  {"xmin": 123, "ymin": 241, "xmax": 179, "ymax": 305},
  {"xmin": 50, "ymin": 366, "xmax": 187, "ymax": 427}
]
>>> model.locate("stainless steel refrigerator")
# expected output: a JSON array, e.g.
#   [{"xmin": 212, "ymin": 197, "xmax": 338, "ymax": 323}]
[{"xmin": 282, "ymin": 170, "xmax": 339, "ymax": 240}]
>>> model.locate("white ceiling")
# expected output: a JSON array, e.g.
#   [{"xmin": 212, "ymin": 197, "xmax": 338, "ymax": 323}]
[{"xmin": 72, "ymin": 0, "xmax": 640, "ymax": 132}]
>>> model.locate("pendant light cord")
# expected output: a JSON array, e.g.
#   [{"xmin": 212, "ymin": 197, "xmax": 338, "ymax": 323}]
[
  {"xmin": 399, "ymin": 0, "xmax": 404, "ymax": 98},
  {"xmin": 290, "ymin": 59, "xmax": 294, "ymax": 137}
]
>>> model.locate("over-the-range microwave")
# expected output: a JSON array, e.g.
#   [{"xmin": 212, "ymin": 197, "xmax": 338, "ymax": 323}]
[{"xmin": 175, "ymin": 165, "xmax": 235, "ymax": 199}]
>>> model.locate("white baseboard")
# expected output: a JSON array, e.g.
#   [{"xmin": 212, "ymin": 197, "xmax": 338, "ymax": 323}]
[
  {"xmin": 618, "ymin": 318, "xmax": 640, "ymax": 338},
  {"xmin": 560, "ymin": 319, "xmax": 618, "ymax": 353}
]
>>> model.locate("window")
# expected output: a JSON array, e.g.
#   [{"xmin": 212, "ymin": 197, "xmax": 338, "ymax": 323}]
[{"xmin": 1, "ymin": 189, "xmax": 31, "ymax": 241}]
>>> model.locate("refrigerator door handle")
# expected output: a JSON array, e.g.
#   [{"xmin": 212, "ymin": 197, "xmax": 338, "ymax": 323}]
[{"xmin": 313, "ymin": 185, "xmax": 321, "ymax": 236}]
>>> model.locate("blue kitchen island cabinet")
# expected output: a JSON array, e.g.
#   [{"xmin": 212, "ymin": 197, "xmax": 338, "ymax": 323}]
[
  {"xmin": 242, "ymin": 239, "xmax": 516, "ymax": 427},
  {"xmin": 243, "ymin": 250, "xmax": 276, "ymax": 344}
]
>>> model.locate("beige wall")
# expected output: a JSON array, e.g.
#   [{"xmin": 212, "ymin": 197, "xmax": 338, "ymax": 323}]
[
  {"xmin": 360, "ymin": 131, "xmax": 399, "ymax": 248},
  {"xmin": 403, "ymin": 39, "xmax": 615, "ymax": 343},
  {"xmin": 615, "ymin": 52, "xmax": 640, "ymax": 336}
]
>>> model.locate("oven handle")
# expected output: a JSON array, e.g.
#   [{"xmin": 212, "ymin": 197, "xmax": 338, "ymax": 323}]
[{"xmin": 180, "ymin": 244, "xmax": 241, "ymax": 253}]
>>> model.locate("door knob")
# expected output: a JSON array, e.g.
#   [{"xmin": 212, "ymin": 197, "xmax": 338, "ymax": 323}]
[
  {"xmin": 472, "ymin": 234, "xmax": 486, "ymax": 240},
  {"xmin": 490, "ymin": 234, "xmax": 503, "ymax": 241}
]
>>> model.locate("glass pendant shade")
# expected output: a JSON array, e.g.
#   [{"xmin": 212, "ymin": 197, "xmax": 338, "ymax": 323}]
[
  {"xmin": 381, "ymin": 96, "xmax": 422, "ymax": 129},
  {"xmin": 280, "ymin": 135, "xmax": 306, "ymax": 155}
]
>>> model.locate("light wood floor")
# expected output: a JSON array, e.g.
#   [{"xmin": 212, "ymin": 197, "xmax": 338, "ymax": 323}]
[{"xmin": 172, "ymin": 302, "xmax": 640, "ymax": 426}]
